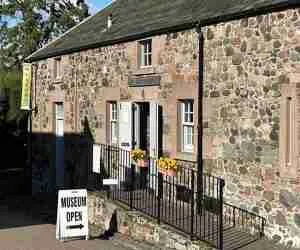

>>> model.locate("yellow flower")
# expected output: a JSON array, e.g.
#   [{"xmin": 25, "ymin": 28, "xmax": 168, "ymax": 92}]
[
  {"xmin": 131, "ymin": 149, "xmax": 146, "ymax": 162},
  {"xmin": 157, "ymin": 156, "xmax": 177, "ymax": 172}
]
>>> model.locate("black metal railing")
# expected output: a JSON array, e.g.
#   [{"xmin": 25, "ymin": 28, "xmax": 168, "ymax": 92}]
[
  {"xmin": 87, "ymin": 144, "xmax": 265, "ymax": 250},
  {"xmin": 224, "ymin": 202, "xmax": 266, "ymax": 237}
]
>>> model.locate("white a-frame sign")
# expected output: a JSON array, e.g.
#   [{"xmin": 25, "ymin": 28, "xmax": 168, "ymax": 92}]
[{"xmin": 56, "ymin": 189, "xmax": 89, "ymax": 241}]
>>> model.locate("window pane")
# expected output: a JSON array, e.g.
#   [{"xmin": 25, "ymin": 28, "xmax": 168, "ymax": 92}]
[
  {"xmin": 56, "ymin": 103, "xmax": 64, "ymax": 119},
  {"xmin": 144, "ymin": 42, "xmax": 147, "ymax": 54},
  {"xmin": 183, "ymin": 126, "xmax": 188, "ymax": 145},
  {"xmin": 148, "ymin": 40, "xmax": 152, "ymax": 53},
  {"xmin": 184, "ymin": 103, "xmax": 189, "ymax": 113},
  {"xmin": 54, "ymin": 61, "xmax": 57, "ymax": 78},
  {"xmin": 189, "ymin": 113, "xmax": 193, "ymax": 123},
  {"xmin": 148, "ymin": 54, "xmax": 152, "ymax": 66},
  {"xmin": 187, "ymin": 127, "xmax": 191, "ymax": 144},
  {"xmin": 111, "ymin": 122, "xmax": 117, "ymax": 144},
  {"xmin": 141, "ymin": 50, "xmax": 145, "ymax": 66},
  {"xmin": 189, "ymin": 126, "xmax": 194, "ymax": 144},
  {"xmin": 183, "ymin": 125, "xmax": 194, "ymax": 152},
  {"xmin": 184, "ymin": 113, "xmax": 189, "ymax": 123},
  {"xmin": 144, "ymin": 55, "xmax": 148, "ymax": 66}
]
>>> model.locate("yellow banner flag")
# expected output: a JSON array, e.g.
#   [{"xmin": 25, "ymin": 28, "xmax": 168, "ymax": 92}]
[{"xmin": 21, "ymin": 63, "xmax": 32, "ymax": 110}]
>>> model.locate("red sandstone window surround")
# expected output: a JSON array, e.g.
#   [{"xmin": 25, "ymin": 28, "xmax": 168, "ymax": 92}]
[
  {"xmin": 53, "ymin": 57, "xmax": 62, "ymax": 80},
  {"xmin": 279, "ymin": 82, "xmax": 299, "ymax": 178}
]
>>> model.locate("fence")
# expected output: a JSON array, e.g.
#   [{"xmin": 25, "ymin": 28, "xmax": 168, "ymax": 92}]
[{"xmin": 88, "ymin": 144, "xmax": 265, "ymax": 250}]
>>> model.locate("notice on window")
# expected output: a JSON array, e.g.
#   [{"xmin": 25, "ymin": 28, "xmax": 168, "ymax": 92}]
[
  {"xmin": 21, "ymin": 63, "xmax": 32, "ymax": 110},
  {"xmin": 56, "ymin": 189, "xmax": 89, "ymax": 240},
  {"xmin": 93, "ymin": 144, "xmax": 101, "ymax": 174}
]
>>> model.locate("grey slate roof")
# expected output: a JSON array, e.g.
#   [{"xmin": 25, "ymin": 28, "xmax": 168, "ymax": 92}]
[{"xmin": 27, "ymin": 0, "xmax": 299, "ymax": 62}]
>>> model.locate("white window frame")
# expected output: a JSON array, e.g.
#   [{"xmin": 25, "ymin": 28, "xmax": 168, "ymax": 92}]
[
  {"xmin": 110, "ymin": 102, "xmax": 118, "ymax": 145},
  {"xmin": 54, "ymin": 57, "xmax": 62, "ymax": 80},
  {"xmin": 181, "ymin": 100, "xmax": 194, "ymax": 153},
  {"xmin": 139, "ymin": 39, "xmax": 152, "ymax": 67}
]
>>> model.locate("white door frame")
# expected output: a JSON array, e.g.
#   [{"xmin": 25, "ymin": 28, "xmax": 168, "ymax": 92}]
[{"xmin": 55, "ymin": 102, "xmax": 64, "ymax": 189}]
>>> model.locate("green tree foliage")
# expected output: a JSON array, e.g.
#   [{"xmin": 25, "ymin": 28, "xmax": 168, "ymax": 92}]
[
  {"xmin": 1, "ymin": 0, "xmax": 90, "ymax": 70},
  {"xmin": 0, "ymin": 0, "xmax": 90, "ymax": 124},
  {"xmin": 0, "ymin": 70, "xmax": 22, "ymax": 122}
]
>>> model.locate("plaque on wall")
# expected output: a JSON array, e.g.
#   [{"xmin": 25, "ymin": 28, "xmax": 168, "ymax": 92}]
[{"xmin": 128, "ymin": 75, "xmax": 161, "ymax": 87}]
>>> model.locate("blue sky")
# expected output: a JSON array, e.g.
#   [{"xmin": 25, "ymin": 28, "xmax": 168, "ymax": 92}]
[
  {"xmin": 4, "ymin": 1, "xmax": 112, "ymax": 27},
  {"xmin": 89, "ymin": 0, "xmax": 113, "ymax": 14}
]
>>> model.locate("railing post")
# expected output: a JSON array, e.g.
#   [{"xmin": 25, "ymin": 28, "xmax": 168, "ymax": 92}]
[
  {"xmin": 233, "ymin": 207, "xmax": 236, "ymax": 227},
  {"xmin": 130, "ymin": 163, "xmax": 135, "ymax": 210},
  {"xmin": 190, "ymin": 170, "xmax": 195, "ymax": 240},
  {"xmin": 219, "ymin": 179, "xmax": 225, "ymax": 250},
  {"xmin": 260, "ymin": 219, "xmax": 265, "ymax": 238},
  {"xmin": 157, "ymin": 172, "xmax": 163, "ymax": 224}
]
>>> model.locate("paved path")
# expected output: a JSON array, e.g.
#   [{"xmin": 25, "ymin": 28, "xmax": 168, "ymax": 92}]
[
  {"xmin": 0, "ymin": 223, "xmax": 147, "ymax": 250},
  {"xmin": 0, "ymin": 196, "xmax": 154, "ymax": 250}
]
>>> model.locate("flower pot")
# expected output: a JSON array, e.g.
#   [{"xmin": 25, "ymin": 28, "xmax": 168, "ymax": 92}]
[
  {"xmin": 158, "ymin": 168, "xmax": 167, "ymax": 175},
  {"xmin": 167, "ymin": 169, "xmax": 177, "ymax": 177},
  {"xmin": 136, "ymin": 159, "xmax": 148, "ymax": 168}
]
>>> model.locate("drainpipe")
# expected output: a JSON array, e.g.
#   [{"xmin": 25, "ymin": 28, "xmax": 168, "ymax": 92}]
[
  {"xmin": 28, "ymin": 63, "xmax": 37, "ymax": 195},
  {"xmin": 196, "ymin": 24, "xmax": 204, "ymax": 212},
  {"xmin": 74, "ymin": 67, "xmax": 78, "ymax": 133}
]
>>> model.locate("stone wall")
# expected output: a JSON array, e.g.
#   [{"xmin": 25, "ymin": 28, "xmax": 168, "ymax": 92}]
[
  {"xmin": 31, "ymin": 29, "xmax": 199, "ymax": 190},
  {"xmin": 31, "ymin": 6, "xmax": 300, "ymax": 247},
  {"xmin": 202, "ymin": 8, "xmax": 300, "ymax": 247},
  {"xmin": 32, "ymin": 29, "xmax": 198, "ymax": 154},
  {"xmin": 88, "ymin": 191, "xmax": 213, "ymax": 250}
]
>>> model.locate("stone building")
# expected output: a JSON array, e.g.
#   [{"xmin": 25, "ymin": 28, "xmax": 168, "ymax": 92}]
[{"xmin": 26, "ymin": 0, "xmax": 300, "ymax": 247}]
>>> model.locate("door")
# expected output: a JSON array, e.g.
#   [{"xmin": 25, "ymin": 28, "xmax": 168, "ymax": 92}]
[
  {"xmin": 118, "ymin": 102, "xmax": 132, "ymax": 183},
  {"xmin": 133, "ymin": 103, "xmax": 140, "ymax": 150},
  {"xmin": 55, "ymin": 103, "xmax": 64, "ymax": 188},
  {"xmin": 149, "ymin": 102, "xmax": 160, "ymax": 192}
]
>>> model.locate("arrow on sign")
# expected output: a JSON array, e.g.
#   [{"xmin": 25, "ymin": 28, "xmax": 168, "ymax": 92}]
[{"xmin": 67, "ymin": 224, "xmax": 84, "ymax": 230}]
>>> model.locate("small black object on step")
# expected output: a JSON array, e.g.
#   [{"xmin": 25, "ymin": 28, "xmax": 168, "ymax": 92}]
[{"xmin": 99, "ymin": 211, "xmax": 118, "ymax": 240}]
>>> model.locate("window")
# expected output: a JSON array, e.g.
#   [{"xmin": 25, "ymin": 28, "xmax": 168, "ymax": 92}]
[
  {"xmin": 110, "ymin": 102, "xmax": 118, "ymax": 145},
  {"xmin": 182, "ymin": 100, "xmax": 194, "ymax": 153},
  {"xmin": 286, "ymin": 97, "xmax": 292, "ymax": 166},
  {"xmin": 55, "ymin": 103, "xmax": 64, "ymax": 137},
  {"xmin": 279, "ymin": 82, "xmax": 299, "ymax": 178},
  {"xmin": 54, "ymin": 57, "xmax": 62, "ymax": 79},
  {"xmin": 139, "ymin": 39, "xmax": 152, "ymax": 67}
]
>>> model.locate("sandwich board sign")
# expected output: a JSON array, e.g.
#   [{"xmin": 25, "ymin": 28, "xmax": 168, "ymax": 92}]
[{"xmin": 56, "ymin": 189, "xmax": 88, "ymax": 241}]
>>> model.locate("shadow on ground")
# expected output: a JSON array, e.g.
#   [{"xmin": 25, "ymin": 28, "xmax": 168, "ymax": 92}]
[{"xmin": 0, "ymin": 193, "xmax": 57, "ymax": 230}]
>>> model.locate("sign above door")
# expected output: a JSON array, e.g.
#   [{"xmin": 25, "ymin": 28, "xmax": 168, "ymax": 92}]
[{"xmin": 128, "ymin": 75, "xmax": 161, "ymax": 87}]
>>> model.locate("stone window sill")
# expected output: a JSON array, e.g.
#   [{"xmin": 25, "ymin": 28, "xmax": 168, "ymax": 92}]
[
  {"xmin": 53, "ymin": 78, "xmax": 63, "ymax": 84},
  {"xmin": 175, "ymin": 152, "xmax": 196, "ymax": 162},
  {"xmin": 133, "ymin": 66, "xmax": 155, "ymax": 76}
]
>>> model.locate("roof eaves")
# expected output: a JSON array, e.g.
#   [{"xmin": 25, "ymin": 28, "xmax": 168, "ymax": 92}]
[
  {"xmin": 26, "ymin": 21, "xmax": 197, "ymax": 62},
  {"xmin": 26, "ymin": 0, "xmax": 300, "ymax": 63}
]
